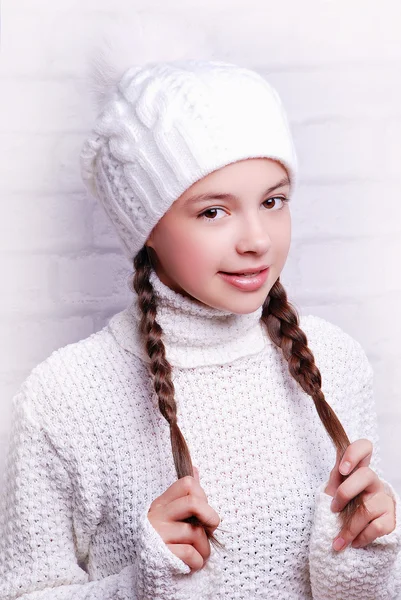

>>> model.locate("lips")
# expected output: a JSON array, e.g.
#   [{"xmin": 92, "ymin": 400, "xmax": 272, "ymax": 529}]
[
  {"xmin": 221, "ymin": 267, "xmax": 268, "ymax": 275},
  {"xmin": 230, "ymin": 270, "xmax": 263, "ymax": 276},
  {"xmin": 218, "ymin": 267, "xmax": 270, "ymax": 290}
]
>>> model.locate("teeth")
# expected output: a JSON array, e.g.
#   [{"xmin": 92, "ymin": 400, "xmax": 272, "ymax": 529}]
[{"xmin": 223, "ymin": 270, "xmax": 263, "ymax": 276}]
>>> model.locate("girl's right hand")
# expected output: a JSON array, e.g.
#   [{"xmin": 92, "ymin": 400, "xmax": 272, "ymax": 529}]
[{"xmin": 147, "ymin": 466, "xmax": 221, "ymax": 572}]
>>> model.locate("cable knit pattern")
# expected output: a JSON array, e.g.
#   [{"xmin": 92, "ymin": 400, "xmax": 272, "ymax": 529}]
[
  {"xmin": 79, "ymin": 59, "xmax": 298, "ymax": 261},
  {"xmin": 1, "ymin": 271, "xmax": 400, "ymax": 599}
]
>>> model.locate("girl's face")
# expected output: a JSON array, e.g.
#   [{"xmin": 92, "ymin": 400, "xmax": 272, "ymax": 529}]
[{"xmin": 145, "ymin": 157, "xmax": 292, "ymax": 314}]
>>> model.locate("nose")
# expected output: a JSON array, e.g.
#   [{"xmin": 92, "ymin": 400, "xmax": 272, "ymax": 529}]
[{"xmin": 235, "ymin": 214, "xmax": 272, "ymax": 255}]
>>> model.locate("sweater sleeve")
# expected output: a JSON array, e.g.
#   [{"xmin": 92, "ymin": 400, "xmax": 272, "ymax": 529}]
[
  {"xmin": 308, "ymin": 339, "xmax": 401, "ymax": 600},
  {"xmin": 0, "ymin": 383, "xmax": 192, "ymax": 600}
]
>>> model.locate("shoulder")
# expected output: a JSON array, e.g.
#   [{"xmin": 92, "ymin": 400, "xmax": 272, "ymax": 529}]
[
  {"xmin": 299, "ymin": 314, "xmax": 373, "ymax": 383},
  {"xmin": 298, "ymin": 316, "xmax": 380, "ymax": 472},
  {"xmin": 300, "ymin": 313, "xmax": 359, "ymax": 350},
  {"xmin": 29, "ymin": 324, "xmax": 115, "ymax": 384},
  {"xmin": 13, "ymin": 322, "xmax": 136, "ymax": 422}
]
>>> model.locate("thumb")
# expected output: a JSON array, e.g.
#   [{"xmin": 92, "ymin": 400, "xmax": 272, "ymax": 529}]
[{"xmin": 192, "ymin": 466, "xmax": 200, "ymax": 482}]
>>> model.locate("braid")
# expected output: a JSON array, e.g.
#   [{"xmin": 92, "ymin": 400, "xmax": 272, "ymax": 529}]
[
  {"xmin": 132, "ymin": 246, "xmax": 226, "ymax": 550},
  {"xmin": 132, "ymin": 245, "xmax": 371, "ymax": 549},
  {"xmin": 262, "ymin": 277, "xmax": 372, "ymax": 532}
]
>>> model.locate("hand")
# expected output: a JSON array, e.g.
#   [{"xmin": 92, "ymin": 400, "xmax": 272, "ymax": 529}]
[
  {"xmin": 324, "ymin": 439, "xmax": 396, "ymax": 551},
  {"xmin": 147, "ymin": 466, "xmax": 220, "ymax": 572}
]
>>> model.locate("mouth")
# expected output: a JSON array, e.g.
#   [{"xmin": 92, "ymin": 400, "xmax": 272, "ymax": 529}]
[
  {"xmin": 218, "ymin": 267, "xmax": 270, "ymax": 290},
  {"xmin": 220, "ymin": 267, "xmax": 269, "ymax": 276}
]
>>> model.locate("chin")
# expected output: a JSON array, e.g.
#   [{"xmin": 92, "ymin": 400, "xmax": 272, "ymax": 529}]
[{"xmin": 225, "ymin": 295, "xmax": 268, "ymax": 315}]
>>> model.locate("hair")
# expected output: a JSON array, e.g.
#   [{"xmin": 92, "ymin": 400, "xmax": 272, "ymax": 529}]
[
  {"xmin": 84, "ymin": 38, "xmax": 372, "ymax": 551},
  {"xmin": 132, "ymin": 245, "xmax": 373, "ymax": 552}
]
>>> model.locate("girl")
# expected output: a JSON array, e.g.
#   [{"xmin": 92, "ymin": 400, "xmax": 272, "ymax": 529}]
[{"xmin": 0, "ymin": 58, "xmax": 400, "ymax": 600}]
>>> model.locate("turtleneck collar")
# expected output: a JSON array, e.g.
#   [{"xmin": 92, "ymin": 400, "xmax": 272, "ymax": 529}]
[{"xmin": 107, "ymin": 269, "xmax": 273, "ymax": 368}]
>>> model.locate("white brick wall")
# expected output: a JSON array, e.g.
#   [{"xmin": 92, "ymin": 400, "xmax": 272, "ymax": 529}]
[{"xmin": 1, "ymin": 0, "xmax": 400, "ymax": 517}]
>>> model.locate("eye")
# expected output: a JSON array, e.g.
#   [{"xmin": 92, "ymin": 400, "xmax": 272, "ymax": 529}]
[
  {"xmin": 197, "ymin": 196, "xmax": 291, "ymax": 222},
  {"xmin": 263, "ymin": 196, "xmax": 291, "ymax": 210},
  {"xmin": 198, "ymin": 207, "xmax": 226, "ymax": 221}
]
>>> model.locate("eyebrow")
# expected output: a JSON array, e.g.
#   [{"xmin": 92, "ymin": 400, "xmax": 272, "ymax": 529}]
[{"xmin": 183, "ymin": 176, "xmax": 291, "ymax": 206}]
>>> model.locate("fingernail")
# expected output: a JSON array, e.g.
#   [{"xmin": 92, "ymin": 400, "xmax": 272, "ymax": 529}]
[
  {"xmin": 333, "ymin": 537, "xmax": 345, "ymax": 551},
  {"xmin": 340, "ymin": 461, "xmax": 351, "ymax": 475}
]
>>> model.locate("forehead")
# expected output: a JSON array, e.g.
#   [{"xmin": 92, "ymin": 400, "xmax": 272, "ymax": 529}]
[
  {"xmin": 179, "ymin": 158, "xmax": 290, "ymax": 205},
  {"xmin": 182, "ymin": 178, "xmax": 290, "ymax": 208}
]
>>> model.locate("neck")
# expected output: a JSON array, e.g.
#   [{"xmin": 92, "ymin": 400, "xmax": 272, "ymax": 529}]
[{"xmin": 108, "ymin": 269, "xmax": 273, "ymax": 368}]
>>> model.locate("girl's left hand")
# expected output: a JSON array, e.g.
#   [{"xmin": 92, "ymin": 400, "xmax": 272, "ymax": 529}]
[{"xmin": 324, "ymin": 438, "xmax": 396, "ymax": 551}]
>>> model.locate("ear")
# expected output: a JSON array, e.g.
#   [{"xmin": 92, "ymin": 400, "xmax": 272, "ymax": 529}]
[{"xmin": 145, "ymin": 230, "xmax": 154, "ymax": 248}]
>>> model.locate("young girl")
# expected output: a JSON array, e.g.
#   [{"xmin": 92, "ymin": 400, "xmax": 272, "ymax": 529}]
[{"xmin": 0, "ymin": 58, "xmax": 400, "ymax": 600}]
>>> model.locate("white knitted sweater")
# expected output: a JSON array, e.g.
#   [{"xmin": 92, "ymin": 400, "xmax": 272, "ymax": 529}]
[{"xmin": 1, "ymin": 269, "xmax": 400, "ymax": 600}]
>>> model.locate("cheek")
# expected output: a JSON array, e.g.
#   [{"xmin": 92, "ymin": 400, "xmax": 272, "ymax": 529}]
[
  {"xmin": 277, "ymin": 230, "xmax": 291, "ymax": 254},
  {"xmin": 158, "ymin": 225, "xmax": 212, "ymax": 274},
  {"xmin": 271, "ymin": 223, "xmax": 291, "ymax": 264},
  {"xmin": 175, "ymin": 238, "xmax": 216, "ymax": 277}
]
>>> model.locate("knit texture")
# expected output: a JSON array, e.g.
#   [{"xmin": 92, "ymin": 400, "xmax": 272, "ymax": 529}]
[
  {"xmin": 80, "ymin": 59, "xmax": 298, "ymax": 261},
  {"xmin": 1, "ymin": 271, "xmax": 400, "ymax": 599}
]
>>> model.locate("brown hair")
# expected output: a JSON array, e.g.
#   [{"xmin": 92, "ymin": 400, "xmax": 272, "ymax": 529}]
[{"xmin": 132, "ymin": 245, "xmax": 372, "ymax": 551}]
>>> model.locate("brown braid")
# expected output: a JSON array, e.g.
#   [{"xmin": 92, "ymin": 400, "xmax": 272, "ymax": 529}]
[
  {"xmin": 262, "ymin": 277, "xmax": 372, "ymax": 533},
  {"xmin": 133, "ymin": 246, "xmax": 226, "ymax": 550},
  {"xmin": 133, "ymin": 245, "xmax": 372, "ymax": 549}
]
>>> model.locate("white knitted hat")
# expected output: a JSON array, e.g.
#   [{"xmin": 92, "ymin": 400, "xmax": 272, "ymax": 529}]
[{"xmin": 80, "ymin": 58, "xmax": 298, "ymax": 262}]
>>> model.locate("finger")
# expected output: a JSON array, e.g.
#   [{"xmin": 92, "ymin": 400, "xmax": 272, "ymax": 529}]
[
  {"xmin": 193, "ymin": 466, "xmax": 200, "ymax": 482},
  {"xmin": 163, "ymin": 519, "xmax": 212, "ymax": 562},
  {"xmin": 330, "ymin": 467, "xmax": 381, "ymax": 514},
  {"xmin": 324, "ymin": 449, "xmax": 344, "ymax": 497},
  {"xmin": 165, "ymin": 494, "xmax": 221, "ymax": 532},
  {"xmin": 166, "ymin": 543, "xmax": 205, "ymax": 572},
  {"xmin": 179, "ymin": 473, "xmax": 208, "ymax": 502},
  {"xmin": 351, "ymin": 498, "xmax": 396, "ymax": 548},
  {"xmin": 332, "ymin": 493, "xmax": 394, "ymax": 551},
  {"xmin": 339, "ymin": 439, "xmax": 373, "ymax": 476},
  {"xmin": 149, "ymin": 474, "xmax": 208, "ymax": 510}
]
